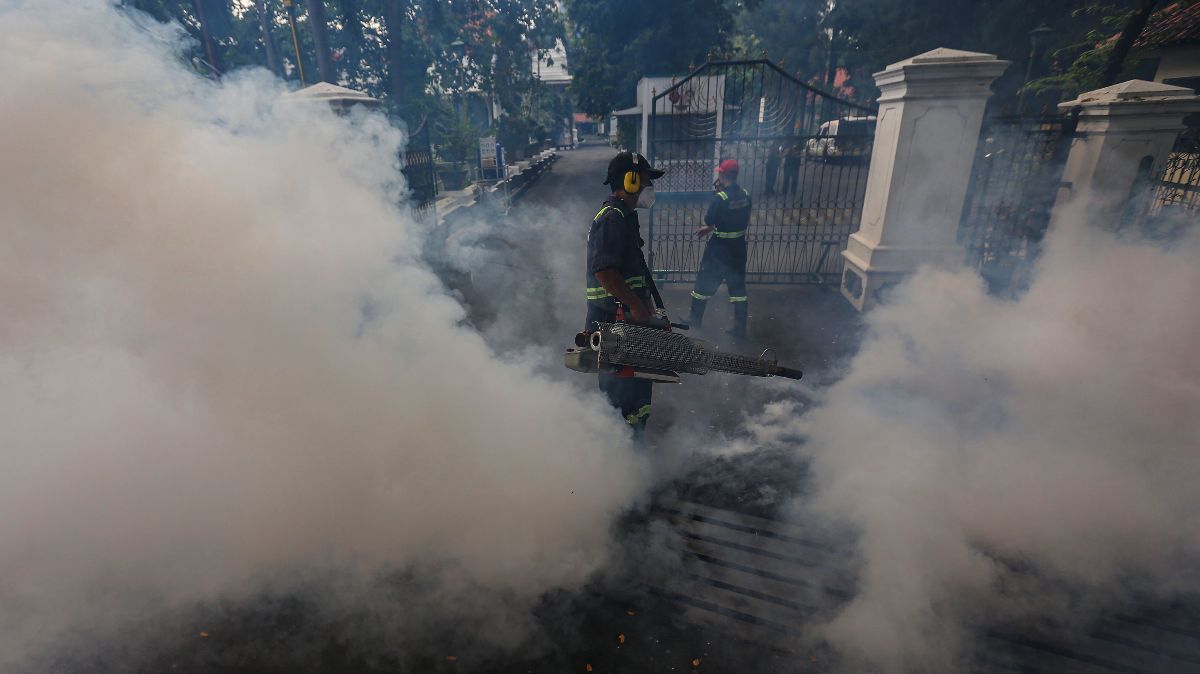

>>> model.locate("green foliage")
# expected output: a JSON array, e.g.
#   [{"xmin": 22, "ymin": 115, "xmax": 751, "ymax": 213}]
[
  {"xmin": 497, "ymin": 113, "xmax": 538, "ymax": 156},
  {"xmin": 120, "ymin": 0, "xmax": 1162, "ymax": 154},
  {"xmin": 561, "ymin": 0, "xmax": 1148, "ymax": 117},
  {"xmin": 119, "ymin": 0, "xmax": 567, "ymax": 133},
  {"xmin": 726, "ymin": 1, "xmax": 1144, "ymax": 110},
  {"xmin": 563, "ymin": 0, "xmax": 761, "ymax": 118},
  {"xmin": 615, "ymin": 116, "xmax": 637, "ymax": 152},
  {"xmin": 736, "ymin": 0, "xmax": 826, "ymax": 77},
  {"xmin": 1024, "ymin": 4, "xmax": 1153, "ymax": 100},
  {"xmin": 437, "ymin": 114, "xmax": 481, "ymax": 163}
]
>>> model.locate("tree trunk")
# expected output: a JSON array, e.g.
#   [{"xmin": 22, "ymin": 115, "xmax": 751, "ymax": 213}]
[
  {"xmin": 1102, "ymin": 0, "xmax": 1160, "ymax": 87},
  {"xmin": 384, "ymin": 1, "xmax": 407, "ymax": 109},
  {"xmin": 337, "ymin": 0, "xmax": 364, "ymax": 52},
  {"xmin": 824, "ymin": 32, "xmax": 838, "ymax": 92},
  {"xmin": 304, "ymin": 0, "xmax": 336, "ymax": 84},
  {"xmin": 336, "ymin": 0, "xmax": 364, "ymax": 82},
  {"xmin": 190, "ymin": 0, "xmax": 222, "ymax": 78},
  {"xmin": 255, "ymin": 0, "xmax": 282, "ymax": 76}
]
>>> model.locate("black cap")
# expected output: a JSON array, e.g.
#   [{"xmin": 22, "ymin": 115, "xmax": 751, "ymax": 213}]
[{"xmin": 603, "ymin": 151, "xmax": 665, "ymax": 187}]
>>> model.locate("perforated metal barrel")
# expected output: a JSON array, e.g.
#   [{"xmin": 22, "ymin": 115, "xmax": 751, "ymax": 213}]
[
  {"xmin": 591, "ymin": 323, "xmax": 797, "ymax": 378},
  {"xmin": 594, "ymin": 323, "xmax": 714, "ymax": 374}
]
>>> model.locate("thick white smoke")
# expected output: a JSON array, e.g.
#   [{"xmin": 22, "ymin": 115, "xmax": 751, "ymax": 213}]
[
  {"xmin": 0, "ymin": 1, "xmax": 646, "ymax": 668},
  {"xmin": 755, "ymin": 214, "xmax": 1200, "ymax": 669}
]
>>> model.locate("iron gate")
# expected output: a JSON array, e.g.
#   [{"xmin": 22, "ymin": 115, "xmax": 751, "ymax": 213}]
[
  {"xmin": 957, "ymin": 113, "xmax": 1077, "ymax": 295},
  {"xmin": 1134, "ymin": 121, "xmax": 1200, "ymax": 233},
  {"xmin": 647, "ymin": 59, "xmax": 876, "ymax": 285},
  {"xmin": 402, "ymin": 120, "xmax": 438, "ymax": 220}
]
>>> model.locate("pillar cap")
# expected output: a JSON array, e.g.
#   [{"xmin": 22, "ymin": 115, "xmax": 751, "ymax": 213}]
[
  {"xmin": 1059, "ymin": 80, "xmax": 1200, "ymax": 130},
  {"xmin": 874, "ymin": 48, "xmax": 1009, "ymax": 99},
  {"xmin": 1060, "ymin": 80, "xmax": 1197, "ymax": 108},
  {"xmin": 884, "ymin": 47, "xmax": 1003, "ymax": 70}
]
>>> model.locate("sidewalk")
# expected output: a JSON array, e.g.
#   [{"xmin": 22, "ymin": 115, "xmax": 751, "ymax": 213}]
[
  {"xmin": 433, "ymin": 185, "xmax": 478, "ymax": 224},
  {"xmin": 432, "ymin": 149, "xmax": 558, "ymax": 225}
]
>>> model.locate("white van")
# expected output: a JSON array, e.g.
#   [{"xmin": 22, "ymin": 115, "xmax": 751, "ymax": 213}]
[{"xmin": 805, "ymin": 116, "xmax": 875, "ymax": 162}]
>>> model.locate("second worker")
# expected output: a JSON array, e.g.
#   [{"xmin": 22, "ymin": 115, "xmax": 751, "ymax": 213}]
[{"xmin": 686, "ymin": 159, "xmax": 751, "ymax": 337}]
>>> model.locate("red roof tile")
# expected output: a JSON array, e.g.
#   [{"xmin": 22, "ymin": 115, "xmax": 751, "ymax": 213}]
[{"xmin": 1135, "ymin": 1, "xmax": 1200, "ymax": 49}]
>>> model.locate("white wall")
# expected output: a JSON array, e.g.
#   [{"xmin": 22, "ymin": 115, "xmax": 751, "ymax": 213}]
[
  {"xmin": 1154, "ymin": 45, "xmax": 1200, "ymax": 83},
  {"xmin": 636, "ymin": 74, "xmax": 726, "ymax": 156}
]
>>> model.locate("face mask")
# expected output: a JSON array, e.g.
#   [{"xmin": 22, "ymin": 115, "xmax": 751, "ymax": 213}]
[{"xmin": 636, "ymin": 184, "xmax": 656, "ymax": 209}]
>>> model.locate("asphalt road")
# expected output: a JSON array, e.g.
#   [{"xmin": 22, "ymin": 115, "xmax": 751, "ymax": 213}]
[{"xmin": 515, "ymin": 140, "xmax": 617, "ymax": 231}]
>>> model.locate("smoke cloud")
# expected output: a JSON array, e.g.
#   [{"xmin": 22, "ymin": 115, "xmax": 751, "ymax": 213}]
[
  {"xmin": 0, "ymin": 1, "xmax": 647, "ymax": 668},
  {"xmin": 8, "ymin": 3, "xmax": 1196, "ymax": 671},
  {"xmin": 762, "ymin": 213, "xmax": 1200, "ymax": 669}
]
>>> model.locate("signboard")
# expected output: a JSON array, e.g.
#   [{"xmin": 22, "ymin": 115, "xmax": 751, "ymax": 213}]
[{"xmin": 479, "ymin": 136, "xmax": 498, "ymax": 169}]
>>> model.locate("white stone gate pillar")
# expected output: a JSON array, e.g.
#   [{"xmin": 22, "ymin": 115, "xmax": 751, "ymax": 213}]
[
  {"xmin": 840, "ymin": 48, "xmax": 1008, "ymax": 311},
  {"xmin": 1048, "ymin": 80, "xmax": 1200, "ymax": 232}
]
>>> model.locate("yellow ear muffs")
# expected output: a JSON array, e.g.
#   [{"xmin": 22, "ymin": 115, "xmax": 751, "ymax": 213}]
[
  {"xmin": 623, "ymin": 170, "xmax": 641, "ymax": 193},
  {"xmin": 623, "ymin": 153, "xmax": 642, "ymax": 193}
]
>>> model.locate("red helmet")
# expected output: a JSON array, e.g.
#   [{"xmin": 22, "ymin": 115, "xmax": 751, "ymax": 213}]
[{"xmin": 717, "ymin": 159, "xmax": 740, "ymax": 175}]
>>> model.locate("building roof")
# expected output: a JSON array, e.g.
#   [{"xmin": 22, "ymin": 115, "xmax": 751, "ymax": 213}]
[
  {"xmin": 1135, "ymin": 1, "xmax": 1200, "ymax": 49},
  {"xmin": 280, "ymin": 82, "xmax": 381, "ymax": 107}
]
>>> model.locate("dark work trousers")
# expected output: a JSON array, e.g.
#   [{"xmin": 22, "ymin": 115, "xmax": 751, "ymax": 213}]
[
  {"xmin": 764, "ymin": 155, "xmax": 781, "ymax": 194},
  {"xmin": 693, "ymin": 238, "xmax": 748, "ymax": 303},
  {"xmin": 585, "ymin": 304, "xmax": 653, "ymax": 437},
  {"xmin": 782, "ymin": 161, "xmax": 800, "ymax": 195}
]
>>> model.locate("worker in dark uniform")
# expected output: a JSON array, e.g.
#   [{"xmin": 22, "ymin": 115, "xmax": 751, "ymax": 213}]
[
  {"xmin": 763, "ymin": 143, "xmax": 783, "ymax": 196},
  {"xmin": 586, "ymin": 151, "xmax": 666, "ymax": 435},
  {"xmin": 686, "ymin": 159, "xmax": 751, "ymax": 337},
  {"xmin": 782, "ymin": 139, "xmax": 802, "ymax": 195}
]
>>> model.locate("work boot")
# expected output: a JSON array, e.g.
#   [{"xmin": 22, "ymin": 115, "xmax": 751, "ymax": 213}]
[
  {"xmin": 687, "ymin": 296, "xmax": 707, "ymax": 329},
  {"xmin": 727, "ymin": 302, "xmax": 748, "ymax": 338}
]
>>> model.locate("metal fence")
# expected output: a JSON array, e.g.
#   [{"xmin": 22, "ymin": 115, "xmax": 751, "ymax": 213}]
[
  {"xmin": 957, "ymin": 113, "xmax": 1077, "ymax": 295},
  {"xmin": 647, "ymin": 59, "xmax": 876, "ymax": 285},
  {"xmin": 402, "ymin": 121, "xmax": 438, "ymax": 220},
  {"xmin": 1137, "ymin": 125, "xmax": 1200, "ymax": 231}
]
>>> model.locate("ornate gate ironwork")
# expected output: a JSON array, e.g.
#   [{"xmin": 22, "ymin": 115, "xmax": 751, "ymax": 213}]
[
  {"xmin": 402, "ymin": 120, "xmax": 438, "ymax": 220},
  {"xmin": 647, "ymin": 59, "xmax": 876, "ymax": 285},
  {"xmin": 1135, "ymin": 120, "xmax": 1200, "ymax": 232},
  {"xmin": 957, "ymin": 113, "xmax": 1077, "ymax": 295}
]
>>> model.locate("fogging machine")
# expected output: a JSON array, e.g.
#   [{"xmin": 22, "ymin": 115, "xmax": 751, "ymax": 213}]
[
  {"xmin": 565, "ymin": 320, "xmax": 803, "ymax": 384},
  {"xmin": 566, "ymin": 270, "xmax": 801, "ymax": 383}
]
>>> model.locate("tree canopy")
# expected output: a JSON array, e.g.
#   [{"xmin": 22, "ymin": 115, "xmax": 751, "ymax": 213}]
[
  {"xmin": 822, "ymin": 0, "xmax": 1149, "ymax": 109},
  {"xmin": 1024, "ymin": 1, "xmax": 1166, "ymax": 103},
  {"xmin": 562, "ymin": 0, "xmax": 1152, "ymax": 116},
  {"xmin": 122, "ymin": 0, "xmax": 1164, "ymax": 141},
  {"xmin": 122, "ymin": 0, "xmax": 568, "ymax": 155},
  {"xmin": 563, "ymin": 0, "xmax": 758, "ymax": 117}
]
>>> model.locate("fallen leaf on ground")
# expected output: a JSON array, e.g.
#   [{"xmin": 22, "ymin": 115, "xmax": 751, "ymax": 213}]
[
  {"xmin": 617, "ymin": 634, "xmax": 625, "ymax": 644},
  {"xmin": 585, "ymin": 664, "xmax": 593, "ymax": 672},
  {"xmin": 446, "ymin": 656, "xmax": 458, "ymax": 661},
  {"xmin": 198, "ymin": 632, "xmax": 209, "ymax": 638},
  {"xmin": 626, "ymin": 610, "xmax": 636, "ymax": 616},
  {"xmin": 692, "ymin": 658, "xmax": 701, "ymax": 667}
]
